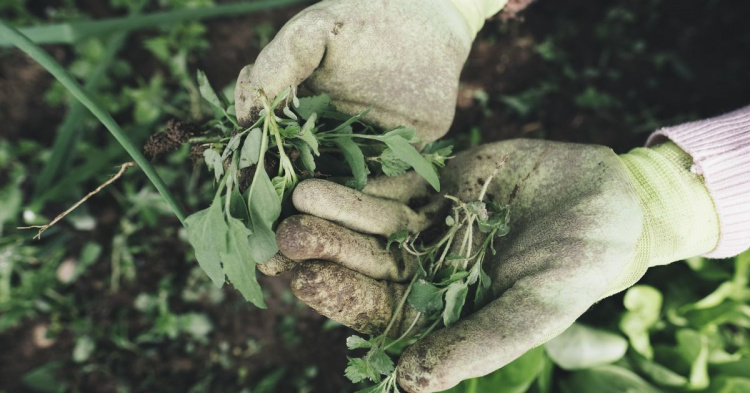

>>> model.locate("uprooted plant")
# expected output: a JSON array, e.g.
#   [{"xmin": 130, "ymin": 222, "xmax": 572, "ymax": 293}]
[
  {"xmin": 343, "ymin": 168, "xmax": 510, "ymax": 392},
  {"xmin": 185, "ymin": 71, "xmax": 453, "ymax": 308}
]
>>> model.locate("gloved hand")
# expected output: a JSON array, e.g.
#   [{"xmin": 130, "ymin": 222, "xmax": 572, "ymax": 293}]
[
  {"xmin": 275, "ymin": 139, "xmax": 720, "ymax": 392},
  {"xmin": 234, "ymin": 0, "xmax": 484, "ymax": 143}
]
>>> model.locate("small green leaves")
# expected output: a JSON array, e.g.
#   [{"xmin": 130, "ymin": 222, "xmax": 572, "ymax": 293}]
[
  {"xmin": 346, "ymin": 335, "xmax": 373, "ymax": 350},
  {"xmin": 334, "ymin": 134, "xmax": 369, "ymax": 190},
  {"xmin": 378, "ymin": 148, "xmax": 411, "ymax": 177},
  {"xmin": 408, "ymin": 280, "xmax": 444, "ymax": 314},
  {"xmin": 345, "ymin": 357, "xmax": 381, "ymax": 384},
  {"xmin": 185, "ymin": 196, "xmax": 227, "ymax": 288},
  {"xmin": 345, "ymin": 344, "xmax": 395, "ymax": 385},
  {"xmin": 296, "ymin": 94, "xmax": 330, "ymax": 120},
  {"xmin": 386, "ymin": 230, "xmax": 408, "ymax": 251}
]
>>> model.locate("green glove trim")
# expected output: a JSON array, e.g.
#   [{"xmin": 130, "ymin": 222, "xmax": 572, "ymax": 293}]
[
  {"xmin": 603, "ymin": 142, "xmax": 720, "ymax": 298},
  {"xmin": 448, "ymin": 0, "xmax": 509, "ymax": 37}
]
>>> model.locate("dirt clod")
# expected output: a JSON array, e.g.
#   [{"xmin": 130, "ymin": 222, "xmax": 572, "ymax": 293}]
[{"xmin": 144, "ymin": 119, "xmax": 197, "ymax": 160}]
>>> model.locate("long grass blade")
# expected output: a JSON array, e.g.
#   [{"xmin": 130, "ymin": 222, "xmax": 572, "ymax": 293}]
[
  {"xmin": 0, "ymin": 0, "xmax": 308, "ymax": 46},
  {"xmin": 0, "ymin": 20, "xmax": 187, "ymax": 225}
]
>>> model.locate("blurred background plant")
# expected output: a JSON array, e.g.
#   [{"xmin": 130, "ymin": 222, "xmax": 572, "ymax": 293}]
[{"xmin": 1, "ymin": 0, "xmax": 749, "ymax": 392}]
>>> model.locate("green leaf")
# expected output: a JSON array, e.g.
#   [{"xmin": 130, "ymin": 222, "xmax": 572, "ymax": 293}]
[
  {"xmin": 383, "ymin": 127, "xmax": 418, "ymax": 143},
  {"xmin": 196, "ymin": 69, "xmax": 224, "ymax": 111},
  {"xmin": 443, "ymin": 282, "xmax": 468, "ymax": 327},
  {"xmin": 676, "ymin": 329, "xmax": 710, "ymax": 389},
  {"xmin": 379, "ymin": 148, "xmax": 411, "ymax": 177},
  {"xmin": 381, "ymin": 134, "xmax": 440, "ymax": 191},
  {"xmin": 246, "ymin": 169, "xmax": 280, "ymax": 263},
  {"xmin": 291, "ymin": 139, "xmax": 316, "ymax": 173},
  {"xmin": 545, "ymin": 323, "xmax": 628, "ymax": 370},
  {"xmin": 367, "ymin": 347, "xmax": 395, "ymax": 376},
  {"xmin": 296, "ymin": 94, "xmax": 330, "ymax": 120},
  {"xmin": 296, "ymin": 112, "xmax": 320, "ymax": 155},
  {"xmin": 631, "ymin": 354, "xmax": 688, "ymax": 388},
  {"xmin": 620, "ymin": 285, "xmax": 663, "ymax": 359},
  {"xmin": 185, "ymin": 197, "xmax": 227, "ymax": 287},
  {"xmin": 229, "ymin": 187, "xmax": 250, "ymax": 223},
  {"xmin": 330, "ymin": 105, "xmax": 372, "ymax": 133},
  {"xmin": 220, "ymin": 217, "xmax": 266, "ymax": 308},
  {"xmin": 559, "ymin": 365, "xmax": 661, "ymax": 393},
  {"xmin": 408, "ymin": 279, "xmax": 444, "ymax": 314},
  {"xmin": 280, "ymin": 123, "xmax": 301, "ymax": 138},
  {"xmin": 346, "ymin": 335, "xmax": 373, "ymax": 350},
  {"xmin": 239, "ymin": 128, "xmax": 262, "ymax": 169},
  {"xmin": 386, "ymin": 230, "xmax": 409, "ymax": 251},
  {"xmin": 333, "ymin": 135, "xmax": 369, "ymax": 190},
  {"xmin": 345, "ymin": 357, "xmax": 380, "ymax": 384},
  {"xmin": 442, "ymin": 347, "xmax": 546, "ymax": 393},
  {"xmin": 271, "ymin": 176, "xmax": 286, "ymax": 201},
  {"xmin": 203, "ymin": 148, "xmax": 224, "ymax": 181}
]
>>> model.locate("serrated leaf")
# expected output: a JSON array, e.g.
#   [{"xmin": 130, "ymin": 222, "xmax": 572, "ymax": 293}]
[
  {"xmin": 296, "ymin": 94, "xmax": 330, "ymax": 120},
  {"xmin": 346, "ymin": 335, "xmax": 373, "ymax": 350},
  {"xmin": 280, "ymin": 123, "xmax": 300, "ymax": 138},
  {"xmin": 381, "ymin": 134, "xmax": 439, "ymax": 191},
  {"xmin": 345, "ymin": 357, "xmax": 380, "ymax": 384},
  {"xmin": 221, "ymin": 217, "xmax": 266, "ymax": 308},
  {"xmin": 333, "ymin": 136, "xmax": 369, "ymax": 190},
  {"xmin": 239, "ymin": 128, "xmax": 262, "ymax": 169},
  {"xmin": 203, "ymin": 149, "xmax": 224, "ymax": 181},
  {"xmin": 379, "ymin": 148, "xmax": 411, "ymax": 177},
  {"xmin": 443, "ymin": 282, "xmax": 468, "ymax": 326},
  {"xmin": 185, "ymin": 196, "xmax": 227, "ymax": 287},
  {"xmin": 386, "ymin": 230, "xmax": 408, "ymax": 251},
  {"xmin": 367, "ymin": 347, "xmax": 395, "ymax": 376},
  {"xmin": 196, "ymin": 69, "xmax": 224, "ymax": 111},
  {"xmin": 408, "ymin": 279, "xmax": 444, "ymax": 314}
]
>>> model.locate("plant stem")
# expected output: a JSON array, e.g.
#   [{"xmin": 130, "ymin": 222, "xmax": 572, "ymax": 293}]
[
  {"xmin": 0, "ymin": 21, "xmax": 187, "ymax": 225},
  {"xmin": 380, "ymin": 273, "xmax": 420, "ymax": 346}
]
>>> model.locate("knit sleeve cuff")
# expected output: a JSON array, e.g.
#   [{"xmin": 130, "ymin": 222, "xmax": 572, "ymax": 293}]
[{"xmin": 646, "ymin": 106, "xmax": 750, "ymax": 259}]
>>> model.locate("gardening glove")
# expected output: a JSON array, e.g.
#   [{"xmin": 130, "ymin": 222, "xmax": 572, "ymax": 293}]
[
  {"xmin": 234, "ymin": 0, "xmax": 510, "ymax": 144},
  {"xmin": 275, "ymin": 138, "xmax": 720, "ymax": 392}
]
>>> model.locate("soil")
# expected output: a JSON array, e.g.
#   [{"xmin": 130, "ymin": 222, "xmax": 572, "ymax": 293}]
[{"xmin": 2, "ymin": 0, "xmax": 750, "ymax": 392}]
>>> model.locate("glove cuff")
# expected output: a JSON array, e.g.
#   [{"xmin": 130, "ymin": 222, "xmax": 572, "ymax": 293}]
[
  {"xmin": 619, "ymin": 142, "xmax": 720, "ymax": 268},
  {"xmin": 647, "ymin": 106, "xmax": 750, "ymax": 258},
  {"xmin": 448, "ymin": 0, "xmax": 509, "ymax": 37}
]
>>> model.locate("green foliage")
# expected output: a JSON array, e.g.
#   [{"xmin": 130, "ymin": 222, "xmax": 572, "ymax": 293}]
[
  {"xmin": 186, "ymin": 74, "xmax": 452, "ymax": 307},
  {"xmin": 346, "ymin": 181, "xmax": 512, "ymax": 391}
]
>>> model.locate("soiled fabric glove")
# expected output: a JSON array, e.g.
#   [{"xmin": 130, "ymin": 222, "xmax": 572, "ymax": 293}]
[
  {"xmin": 234, "ymin": 0, "xmax": 476, "ymax": 144},
  {"xmin": 275, "ymin": 139, "xmax": 720, "ymax": 392}
]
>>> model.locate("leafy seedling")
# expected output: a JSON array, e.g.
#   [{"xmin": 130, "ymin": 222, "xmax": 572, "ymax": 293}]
[{"xmin": 185, "ymin": 71, "xmax": 453, "ymax": 308}]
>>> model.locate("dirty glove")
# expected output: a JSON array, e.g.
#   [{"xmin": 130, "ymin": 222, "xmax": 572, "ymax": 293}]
[
  {"xmin": 234, "ymin": 0, "xmax": 503, "ymax": 143},
  {"xmin": 275, "ymin": 139, "xmax": 720, "ymax": 392}
]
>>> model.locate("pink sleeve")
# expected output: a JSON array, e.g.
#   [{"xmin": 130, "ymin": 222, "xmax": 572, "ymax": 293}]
[{"xmin": 647, "ymin": 106, "xmax": 750, "ymax": 259}]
